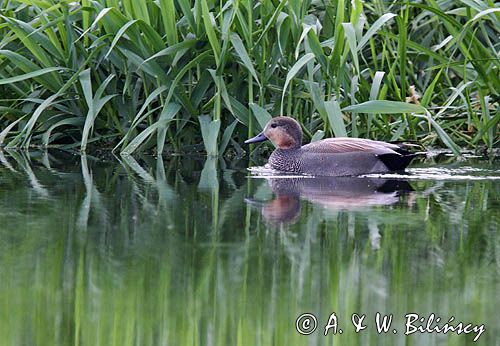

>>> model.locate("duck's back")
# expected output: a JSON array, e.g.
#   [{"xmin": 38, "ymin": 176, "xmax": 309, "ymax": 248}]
[{"xmin": 301, "ymin": 137, "xmax": 402, "ymax": 155}]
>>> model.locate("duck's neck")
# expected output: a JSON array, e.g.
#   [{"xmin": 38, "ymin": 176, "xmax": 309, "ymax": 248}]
[{"xmin": 276, "ymin": 142, "xmax": 302, "ymax": 150}]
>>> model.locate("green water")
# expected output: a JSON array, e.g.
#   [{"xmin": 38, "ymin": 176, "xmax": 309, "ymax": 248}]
[{"xmin": 0, "ymin": 150, "xmax": 498, "ymax": 346}]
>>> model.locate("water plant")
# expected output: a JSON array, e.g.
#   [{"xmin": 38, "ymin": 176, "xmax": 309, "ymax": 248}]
[{"xmin": 0, "ymin": 0, "xmax": 498, "ymax": 155}]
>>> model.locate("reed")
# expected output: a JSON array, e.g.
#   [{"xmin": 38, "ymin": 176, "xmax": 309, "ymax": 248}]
[{"xmin": 0, "ymin": 0, "xmax": 498, "ymax": 155}]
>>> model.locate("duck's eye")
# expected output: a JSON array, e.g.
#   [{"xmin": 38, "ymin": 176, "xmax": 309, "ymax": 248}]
[{"xmin": 270, "ymin": 123, "xmax": 278, "ymax": 128}]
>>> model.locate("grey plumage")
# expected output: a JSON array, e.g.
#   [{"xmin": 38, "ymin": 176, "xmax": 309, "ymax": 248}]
[{"xmin": 269, "ymin": 150, "xmax": 391, "ymax": 176}]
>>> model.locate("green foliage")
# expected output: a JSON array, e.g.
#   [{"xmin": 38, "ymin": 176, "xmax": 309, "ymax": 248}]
[{"xmin": 0, "ymin": 0, "xmax": 498, "ymax": 154}]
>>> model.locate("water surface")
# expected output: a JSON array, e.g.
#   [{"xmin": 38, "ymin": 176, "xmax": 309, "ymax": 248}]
[{"xmin": 0, "ymin": 150, "xmax": 498, "ymax": 345}]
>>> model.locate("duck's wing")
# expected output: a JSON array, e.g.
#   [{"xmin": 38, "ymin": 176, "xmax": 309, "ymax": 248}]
[{"xmin": 302, "ymin": 137, "xmax": 402, "ymax": 155}]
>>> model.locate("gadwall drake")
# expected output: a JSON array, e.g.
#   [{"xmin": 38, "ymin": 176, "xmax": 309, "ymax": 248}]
[{"xmin": 245, "ymin": 116, "xmax": 418, "ymax": 176}]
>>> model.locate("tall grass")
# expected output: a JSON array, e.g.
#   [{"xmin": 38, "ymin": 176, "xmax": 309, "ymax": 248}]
[{"xmin": 0, "ymin": 0, "xmax": 498, "ymax": 155}]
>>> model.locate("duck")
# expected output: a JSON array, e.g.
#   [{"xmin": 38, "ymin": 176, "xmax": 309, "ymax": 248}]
[{"xmin": 245, "ymin": 116, "xmax": 418, "ymax": 177}]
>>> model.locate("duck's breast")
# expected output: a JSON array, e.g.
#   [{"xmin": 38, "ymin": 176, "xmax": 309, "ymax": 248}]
[{"xmin": 268, "ymin": 149, "xmax": 302, "ymax": 173}]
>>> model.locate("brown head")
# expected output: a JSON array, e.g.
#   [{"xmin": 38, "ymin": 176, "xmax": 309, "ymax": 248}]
[{"xmin": 245, "ymin": 116, "xmax": 303, "ymax": 149}]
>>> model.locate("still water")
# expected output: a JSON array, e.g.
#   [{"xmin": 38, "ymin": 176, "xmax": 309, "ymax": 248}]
[{"xmin": 0, "ymin": 150, "xmax": 498, "ymax": 346}]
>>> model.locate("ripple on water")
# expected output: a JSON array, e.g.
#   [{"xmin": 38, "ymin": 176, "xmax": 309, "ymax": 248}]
[
  {"xmin": 363, "ymin": 166, "xmax": 500, "ymax": 181},
  {"xmin": 248, "ymin": 165, "xmax": 500, "ymax": 180},
  {"xmin": 247, "ymin": 165, "xmax": 314, "ymax": 178}
]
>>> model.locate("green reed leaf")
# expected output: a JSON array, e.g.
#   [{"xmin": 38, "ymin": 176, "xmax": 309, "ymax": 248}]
[
  {"xmin": 281, "ymin": 53, "xmax": 315, "ymax": 114},
  {"xmin": 325, "ymin": 99, "xmax": 347, "ymax": 137},
  {"xmin": 343, "ymin": 101, "xmax": 426, "ymax": 114},
  {"xmin": 0, "ymin": 67, "xmax": 65, "ymax": 85}
]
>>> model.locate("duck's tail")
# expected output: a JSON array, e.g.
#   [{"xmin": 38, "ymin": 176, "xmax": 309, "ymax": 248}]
[{"xmin": 377, "ymin": 152, "xmax": 425, "ymax": 171}]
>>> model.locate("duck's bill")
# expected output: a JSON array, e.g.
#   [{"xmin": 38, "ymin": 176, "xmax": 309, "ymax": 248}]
[{"xmin": 245, "ymin": 132, "xmax": 268, "ymax": 144}]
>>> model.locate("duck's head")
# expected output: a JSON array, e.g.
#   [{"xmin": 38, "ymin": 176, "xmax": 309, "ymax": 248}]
[{"xmin": 245, "ymin": 116, "xmax": 302, "ymax": 149}]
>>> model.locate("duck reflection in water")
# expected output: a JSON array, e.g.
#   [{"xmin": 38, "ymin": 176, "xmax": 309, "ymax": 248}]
[{"xmin": 246, "ymin": 177, "xmax": 414, "ymax": 225}]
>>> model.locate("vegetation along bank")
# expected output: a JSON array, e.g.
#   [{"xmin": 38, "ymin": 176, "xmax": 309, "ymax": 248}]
[{"xmin": 0, "ymin": 0, "xmax": 498, "ymax": 156}]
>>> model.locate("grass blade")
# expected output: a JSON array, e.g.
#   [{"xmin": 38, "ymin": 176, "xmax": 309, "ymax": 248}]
[
  {"xmin": 201, "ymin": 0, "xmax": 221, "ymax": 65},
  {"xmin": 230, "ymin": 33, "xmax": 260, "ymax": 87},
  {"xmin": 311, "ymin": 129, "xmax": 325, "ymax": 142},
  {"xmin": 219, "ymin": 119, "xmax": 238, "ymax": 154},
  {"xmin": 157, "ymin": 102, "xmax": 181, "ymax": 154},
  {"xmin": 249, "ymin": 103, "xmax": 273, "ymax": 131},
  {"xmin": 0, "ymin": 67, "xmax": 64, "ymax": 85},
  {"xmin": 342, "ymin": 23, "xmax": 359, "ymax": 73},
  {"xmin": 423, "ymin": 111, "xmax": 461, "ymax": 155},
  {"xmin": 325, "ymin": 99, "xmax": 347, "ymax": 137},
  {"xmin": 280, "ymin": 53, "xmax": 315, "ymax": 114},
  {"xmin": 343, "ymin": 100, "xmax": 426, "ymax": 114},
  {"xmin": 159, "ymin": 0, "xmax": 178, "ymax": 46},
  {"xmin": 199, "ymin": 115, "xmax": 221, "ymax": 156},
  {"xmin": 358, "ymin": 13, "xmax": 396, "ymax": 51}
]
